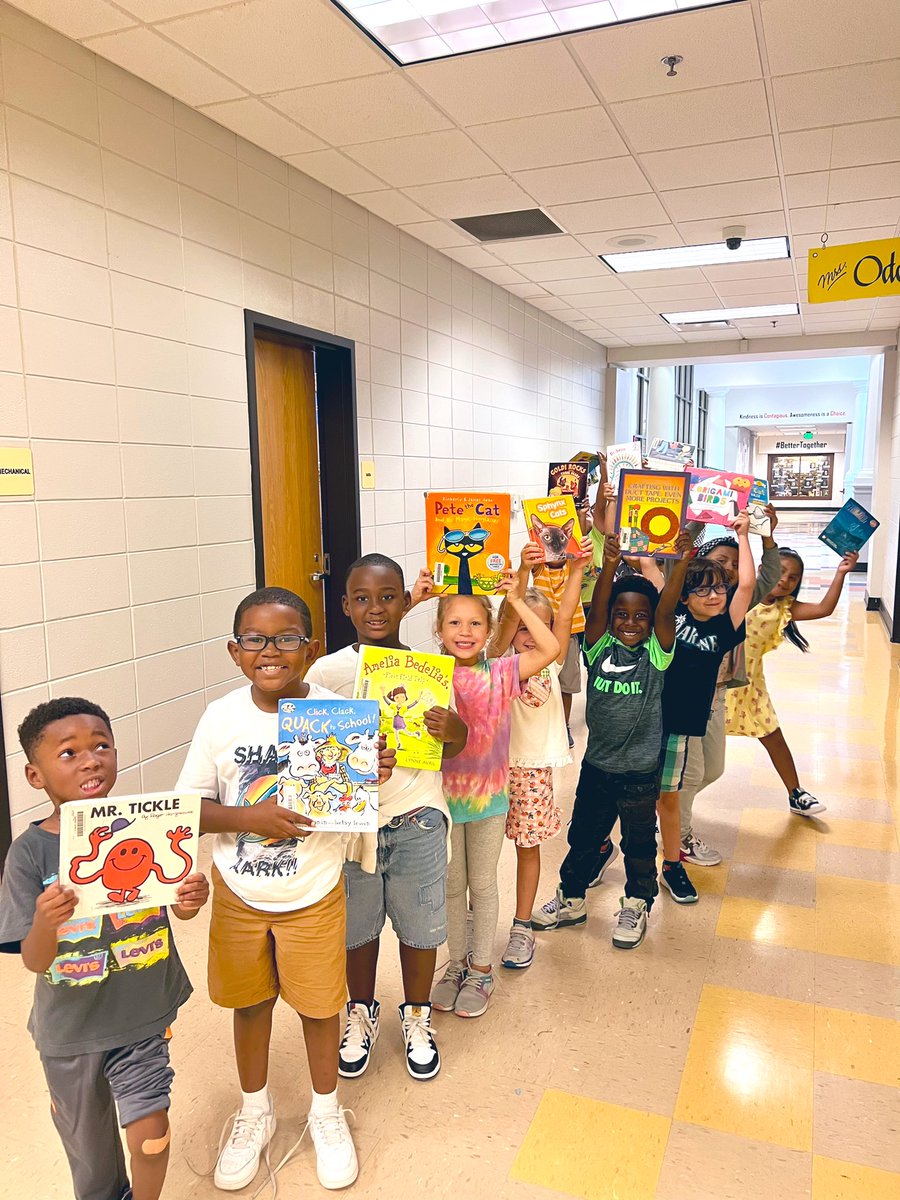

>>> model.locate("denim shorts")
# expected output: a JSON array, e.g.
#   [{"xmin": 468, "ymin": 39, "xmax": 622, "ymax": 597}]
[{"xmin": 344, "ymin": 807, "xmax": 448, "ymax": 951}]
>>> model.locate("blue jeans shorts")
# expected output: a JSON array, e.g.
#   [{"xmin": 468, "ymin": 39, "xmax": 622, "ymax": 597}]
[{"xmin": 344, "ymin": 808, "xmax": 448, "ymax": 951}]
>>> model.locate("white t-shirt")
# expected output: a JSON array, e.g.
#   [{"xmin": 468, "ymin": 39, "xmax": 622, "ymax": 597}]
[
  {"xmin": 304, "ymin": 644, "xmax": 450, "ymax": 826},
  {"xmin": 176, "ymin": 684, "xmax": 345, "ymax": 913},
  {"xmin": 509, "ymin": 658, "xmax": 572, "ymax": 769}
]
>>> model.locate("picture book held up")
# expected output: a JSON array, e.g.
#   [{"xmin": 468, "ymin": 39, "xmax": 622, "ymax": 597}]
[
  {"xmin": 819, "ymin": 499, "xmax": 880, "ymax": 556},
  {"xmin": 647, "ymin": 439, "xmax": 696, "ymax": 471},
  {"xmin": 354, "ymin": 645, "xmax": 455, "ymax": 771},
  {"xmin": 685, "ymin": 467, "xmax": 754, "ymax": 525},
  {"xmin": 59, "ymin": 792, "xmax": 201, "ymax": 918},
  {"xmin": 606, "ymin": 441, "xmax": 643, "ymax": 490},
  {"xmin": 425, "ymin": 492, "xmax": 510, "ymax": 595},
  {"xmin": 278, "ymin": 699, "xmax": 380, "ymax": 833},
  {"xmin": 547, "ymin": 462, "xmax": 588, "ymax": 502},
  {"xmin": 615, "ymin": 469, "xmax": 689, "ymax": 559},
  {"xmin": 522, "ymin": 494, "xmax": 581, "ymax": 563}
]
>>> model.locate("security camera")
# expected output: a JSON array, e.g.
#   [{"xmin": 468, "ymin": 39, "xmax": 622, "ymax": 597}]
[{"xmin": 724, "ymin": 225, "xmax": 746, "ymax": 251}]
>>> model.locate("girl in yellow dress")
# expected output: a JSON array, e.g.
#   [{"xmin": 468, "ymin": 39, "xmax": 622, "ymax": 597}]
[{"xmin": 726, "ymin": 546, "xmax": 858, "ymax": 817}]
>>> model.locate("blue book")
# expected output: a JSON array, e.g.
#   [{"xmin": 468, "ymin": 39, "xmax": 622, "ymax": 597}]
[
  {"xmin": 818, "ymin": 500, "xmax": 880, "ymax": 557},
  {"xmin": 277, "ymin": 699, "xmax": 380, "ymax": 833}
]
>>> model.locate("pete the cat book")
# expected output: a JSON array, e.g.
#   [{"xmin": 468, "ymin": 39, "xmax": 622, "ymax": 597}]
[
  {"xmin": 58, "ymin": 792, "xmax": 201, "ymax": 918},
  {"xmin": 277, "ymin": 699, "xmax": 380, "ymax": 833},
  {"xmin": 425, "ymin": 492, "xmax": 511, "ymax": 595},
  {"xmin": 522, "ymin": 494, "xmax": 581, "ymax": 563},
  {"xmin": 354, "ymin": 645, "xmax": 455, "ymax": 772}
]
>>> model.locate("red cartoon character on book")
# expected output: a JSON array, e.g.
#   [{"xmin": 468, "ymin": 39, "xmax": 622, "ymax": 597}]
[{"xmin": 68, "ymin": 817, "xmax": 193, "ymax": 904}]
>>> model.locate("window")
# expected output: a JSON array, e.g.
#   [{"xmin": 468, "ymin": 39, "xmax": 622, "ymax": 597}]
[
  {"xmin": 696, "ymin": 389, "xmax": 709, "ymax": 467},
  {"xmin": 674, "ymin": 364, "xmax": 694, "ymax": 443},
  {"xmin": 635, "ymin": 366, "xmax": 650, "ymax": 443}
]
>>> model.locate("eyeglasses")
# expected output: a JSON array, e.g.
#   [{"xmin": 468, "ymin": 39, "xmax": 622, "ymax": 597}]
[
  {"xmin": 689, "ymin": 584, "xmax": 728, "ymax": 598},
  {"xmin": 234, "ymin": 634, "xmax": 310, "ymax": 651},
  {"xmin": 440, "ymin": 527, "xmax": 490, "ymax": 546}
]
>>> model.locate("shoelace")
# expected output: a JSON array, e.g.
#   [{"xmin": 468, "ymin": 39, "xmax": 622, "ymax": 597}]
[
  {"xmin": 403, "ymin": 1012, "xmax": 435, "ymax": 1055},
  {"xmin": 506, "ymin": 928, "xmax": 533, "ymax": 957},
  {"xmin": 539, "ymin": 895, "xmax": 560, "ymax": 915},
  {"xmin": 617, "ymin": 905, "xmax": 641, "ymax": 929},
  {"xmin": 689, "ymin": 836, "xmax": 713, "ymax": 855},
  {"xmin": 188, "ymin": 1109, "xmax": 276, "ymax": 1198},
  {"xmin": 793, "ymin": 791, "xmax": 816, "ymax": 809},
  {"xmin": 249, "ymin": 1109, "xmax": 356, "ymax": 1200},
  {"xmin": 342, "ymin": 1006, "xmax": 375, "ymax": 1055}
]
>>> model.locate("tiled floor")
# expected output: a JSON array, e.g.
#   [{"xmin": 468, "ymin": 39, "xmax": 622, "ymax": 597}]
[{"xmin": 1, "ymin": 514, "xmax": 898, "ymax": 1199}]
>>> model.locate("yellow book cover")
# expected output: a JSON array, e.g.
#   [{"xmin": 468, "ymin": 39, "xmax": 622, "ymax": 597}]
[
  {"xmin": 353, "ymin": 645, "xmax": 455, "ymax": 771},
  {"xmin": 425, "ymin": 492, "xmax": 511, "ymax": 595},
  {"xmin": 522, "ymin": 494, "xmax": 581, "ymax": 563}
]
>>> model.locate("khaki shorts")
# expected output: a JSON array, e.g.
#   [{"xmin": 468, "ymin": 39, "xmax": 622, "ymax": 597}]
[
  {"xmin": 558, "ymin": 634, "xmax": 583, "ymax": 695},
  {"xmin": 208, "ymin": 867, "xmax": 347, "ymax": 1018}
]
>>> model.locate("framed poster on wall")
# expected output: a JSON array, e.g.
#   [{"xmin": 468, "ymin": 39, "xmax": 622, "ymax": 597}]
[{"xmin": 767, "ymin": 454, "xmax": 834, "ymax": 501}]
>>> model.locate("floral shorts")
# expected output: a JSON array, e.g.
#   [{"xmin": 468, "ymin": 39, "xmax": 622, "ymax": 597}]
[{"xmin": 505, "ymin": 766, "xmax": 562, "ymax": 848}]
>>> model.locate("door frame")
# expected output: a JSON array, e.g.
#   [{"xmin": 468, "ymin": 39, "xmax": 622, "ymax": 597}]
[{"xmin": 244, "ymin": 311, "xmax": 361, "ymax": 649}]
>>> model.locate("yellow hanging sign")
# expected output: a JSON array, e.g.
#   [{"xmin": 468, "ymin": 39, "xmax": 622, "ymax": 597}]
[
  {"xmin": 808, "ymin": 237, "xmax": 900, "ymax": 304},
  {"xmin": 0, "ymin": 447, "xmax": 34, "ymax": 496}
]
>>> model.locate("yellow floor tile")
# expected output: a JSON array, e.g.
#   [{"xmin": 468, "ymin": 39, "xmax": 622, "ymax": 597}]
[
  {"xmin": 691, "ymin": 985, "xmax": 814, "ymax": 1067},
  {"xmin": 732, "ymin": 809, "xmax": 818, "ymax": 872},
  {"xmin": 816, "ymin": 875, "xmax": 900, "ymax": 966},
  {"xmin": 509, "ymin": 1089, "xmax": 670, "ymax": 1200},
  {"xmin": 817, "ymin": 817, "xmax": 899, "ymax": 854},
  {"xmin": 690, "ymin": 864, "xmax": 728, "ymax": 896},
  {"xmin": 812, "ymin": 1155, "xmax": 900, "ymax": 1199},
  {"xmin": 716, "ymin": 895, "xmax": 817, "ymax": 953},
  {"xmin": 814, "ymin": 1007, "xmax": 900, "ymax": 1088}
]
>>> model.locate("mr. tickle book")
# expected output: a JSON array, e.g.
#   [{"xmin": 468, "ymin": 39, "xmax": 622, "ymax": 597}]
[
  {"xmin": 354, "ymin": 645, "xmax": 454, "ymax": 771},
  {"xmin": 425, "ymin": 492, "xmax": 511, "ymax": 595},
  {"xmin": 277, "ymin": 699, "xmax": 380, "ymax": 833},
  {"xmin": 522, "ymin": 494, "xmax": 581, "ymax": 563},
  {"xmin": 58, "ymin": 792, "xmax": 202, "ymax": 917}
]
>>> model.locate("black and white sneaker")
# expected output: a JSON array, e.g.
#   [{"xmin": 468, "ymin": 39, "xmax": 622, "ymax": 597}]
[
  {"xmin": 588, "ymin": 839, "xmax": 619, "ymax": 888},
  {"xmin": 661, "ymin": 860, "xmax": 698, "ymax": 904},
  {"xmin": 338, "ymin": 1000, "xmax": 380, "ymax": 1078},
  {"xmin": 789, "ymin": 788, "xmax": 826, "ymax": 817},
  {"xmin": 399, "ymin": 1003, "xmax": 441, "ymax": 1080}
]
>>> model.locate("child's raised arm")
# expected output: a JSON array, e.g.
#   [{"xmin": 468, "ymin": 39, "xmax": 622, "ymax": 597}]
[
  {"xmin": 791, "ymin": 551, "xmax": 859, "ymax": 620},
  {"xmin": 552, "ymin": 537, "xmax": 592, "ymax": 664},
  {"xmin": 489, "ymin": 541, "xmax": 543, "ymax": 658},
  {"xmin": 584, "ymin": 533, "xmax": 621, "ymax": 646},
  {"xmin": 655, "ymin": 531, "xmax": 693, "ymax": 652},
  {"xmin": 728, "ymin": 511, "xmax": 754, "ymax": 629},
  {"xmin": 497, "ymin": 569, "xmax": 559, "ymax": 680},
  {"xmin": 408, "ymin": 568, "xmax": 434, "ymax": 610},
  {"xmin": 590, "ymin": 451, "xmax": 608, "ymax": 530}
]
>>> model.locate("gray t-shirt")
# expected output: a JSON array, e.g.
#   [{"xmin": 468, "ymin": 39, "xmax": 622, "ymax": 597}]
[
  {"xmin": 0, "ymin": 823, "xmax": 192, "ymax": 1057},
  {"xmin": 584, "ymin": 631, "xmax": 674, "ymax": 775}
]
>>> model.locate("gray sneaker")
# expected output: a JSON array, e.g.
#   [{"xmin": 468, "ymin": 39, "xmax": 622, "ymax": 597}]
[
  {"xmin": 531, "ymin": 886, "xmax": 587, "ymax": 930},
  {"xmin": 455, "ymin": 967, "xmax": 495, "ymax": 1018},
  {"xmin": 680, "ymin": 831, "xmax": 722, "ymax": 867},
  {"xmin": 431, "ymin": 960, "xmax": 466, "ymax": 1012},
  {"xmin": 611, "ymin": 896, "xmax": 648, "ymax": 949},
  {"xmin": 501, "ymin": 924, "xmax": 536, "ymax": 969}
]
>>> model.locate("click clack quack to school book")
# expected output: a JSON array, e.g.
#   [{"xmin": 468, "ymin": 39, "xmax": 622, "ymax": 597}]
[
  {"xmin": 277, "ymin": 699, "xmax": 380, "ymax": 833},
  {"xmin": 522, "ymin": 494, "xmax": 581, "ymax": 563},
  {"xmin": 425, "ymin": 492, "xmax": 511, "ymax": 595},
  {"xmin": 354, "ymin": 645, "xmax": 454, "ymax": 771}
]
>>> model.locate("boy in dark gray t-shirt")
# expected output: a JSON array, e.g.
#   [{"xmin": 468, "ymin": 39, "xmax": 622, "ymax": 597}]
[{"xmin": 0, "ymin": 698, "xmax": 208, "ymax": 1200}]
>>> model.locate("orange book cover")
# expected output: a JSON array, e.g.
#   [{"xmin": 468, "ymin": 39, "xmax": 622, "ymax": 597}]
[
  {"xmin": 425, "ymin": 492, "xmax": 511, "ymax": 595},
  {"xmin": 522, "ymin": 494, "xmax": 581, "ymax": 563}
]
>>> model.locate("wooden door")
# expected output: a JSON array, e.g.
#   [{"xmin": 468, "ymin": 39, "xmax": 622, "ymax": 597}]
[{"xmin": 253, "ymin": 335, "xmax": 327, "ymax": 648}]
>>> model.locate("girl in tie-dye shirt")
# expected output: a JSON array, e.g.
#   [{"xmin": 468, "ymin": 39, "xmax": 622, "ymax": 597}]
[{"xmin": 431, "ymin": 574, "xmax": 559, "ymax": 1019}]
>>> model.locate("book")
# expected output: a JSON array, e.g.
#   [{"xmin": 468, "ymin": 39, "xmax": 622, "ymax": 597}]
[
  {"xmin": 746, "ymin": 478, "xmax": 771, "ymax": 537},
  {"xmin": 425, "ymin": 492, "xmax": 511, "ymax": 595},
  {"xmin": 58, "ymin": 792, "xmax": 201, "ymax": 918},
  {"xmin": 522, "ymin": 494, "xmax": 581, "ymax": 563},
  {"xmin": 277, "ymin": 699, "xmax": 380, "ymax": 833},
  {"xmin": 818, "ymin": 499, "xmax": 880, "ymax": 556},
  {"xmin": 354, "ymin": 645, "xmax": 455, "ymax": 771},
  {"xmin": 570, "ymin": 449, "xmax": 602, "ymax": 487},
  {"xmin": 685, "ymin": 467, "xmax": 754, "ymax": 525},
  {"xmin": 547, "ymin": 461, "xmax": 588, "ymax": 502},
  {"xmin": 606, "ymin": 441, "xmax": 643, "ymax": 491},
  {"xmin": 615, "ymin": 469, "xmax": 690, "ymax": 558},
  {"xmin": 647, "ymin": 438, "xmax": 696, "ymax": 471}
]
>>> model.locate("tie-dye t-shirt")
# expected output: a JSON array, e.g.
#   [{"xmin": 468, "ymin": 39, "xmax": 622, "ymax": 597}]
[{"xmin": 442, "ymin": 655, "xmax": 521, "ymax": 824}]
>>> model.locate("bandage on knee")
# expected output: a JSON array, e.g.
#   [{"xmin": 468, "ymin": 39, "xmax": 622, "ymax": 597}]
[{"xmin": 141, "ymin": 1128, "xmax": 170, "ymax": 1155}]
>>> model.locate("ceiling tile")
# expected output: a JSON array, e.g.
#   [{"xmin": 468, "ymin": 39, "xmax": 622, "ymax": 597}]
[
  {"xmin": 12, "ymin": 0, "xmax": 136, "ymax": 38},
  {"xmin": 159, "ymin": 0, "xmax": 389, "ymax": 92},
  {"xmin": 786, "ymin": 172, "xmax": 828, "ymax": 209},
  {"xmin": 513, "ymin": 156, "xmax": 651, "ymax": 206},
  {"xmin": 467, "ymin": 107, "xmax": 627, "ymax": 172},
  {"xmin": 760, "ymin": 0, "xmax": 900, "ymax": 75},
  {"xmin": 781, "ymin": 121, "xmax": 900, "ymax": 175},
  {"xmin": 506, "ymin": 282, "xmax": 549, "ymax": 299},
  {"xmin": 712, "ymin": 274, "xmax": 798, "ymax": 297},
  {"xmin": 407, "ymin": 39, "xmax": 597, "ymax": 126},
  {"xmin": 83, "ymin": 27, "xmax": 244, "ymax": 104},
  {"xmin": 791, "ymin": 163, "xmax": 900, "ymax": 209},
  {"xmin": 476, "ymin": 264, "xmax": 529, "ymax": 285},
  {"xmin": 550, "ymin": 192, "xmax": 669, "ymax": 234},
  {"xmin": 442, "ymin": 244, "xmax": 500, "ymax": 269},
  {"xmin": 284, "ymin": 148, "xmax": 386, "ymax": 194},
  {"xmin": 614, "ymin": 267, "xmax": 709, "ymax": 288},
  {"xmin": 633, "ymin": 284, "xmax": 719, "ymax": 303},
  {"xmin": 612, "ymin": 81, "xmax": 771, "ymax": 153},
  {"xmin": 571, "ymin": 2, "xmax": 761, "ymax": 103},
  {"xmin": 520, "ymin": 261, "xmax": 625, "ymax": 283},
  {"xmin": 198, "ymin": 97, "xmax": 327, "ymax": 156},
  {"xmin": 352, "ymin": 189, "xmax": 432, "ymax": 225},
  {"xmin": 399, "ymin": 220, "xmax": 474, "ymax": 250},
  {"xmin": 792, "ymin": 199, "xmax": 900, "ymax": 235},
  {"xmin": 663, "ymin": 178, "xmax": 783, "ymax": 222},
  {"xmin": 792, "ymin": 227, "xmax": 896, "ymax": 255},
  {"xmin": 712, "ymin": 288, "xmax": 798, "ymax": 307},
  {"xmin": 402, "ymin": 175, "xmax": 533, "ymax": 219},
  {"xmin": 489, "ymin": 237, "xmax": 591, "ymax": 265},
  {"xmin": 268, "ymin": 73, "xmax": 451, "ymax": 145},
  {"xmin": 550, "ymin": 273, "xmax": 628, "ymax": 294},
  {"xmin": 579, "ymin": 225, "xmax": 683, "ymax": 253},
  {"xmin": 116, "ymin": 1, "xmax": 232, "ymax": 17},
  {"xmin": 773, "ymin": 61, "xmax": 900, "ymax": 132},
  {"xmin": 343, "ymin": 130, "xmax": 497, "ymax": 188},
  {"xmin": 561, "ymin": 290, "xmax": 632, "ymax": 307},
  {"xmin": 640, "ymin": 137, "xmax": 778, "ymax": 190},
  {"xmin": 703, "ymin": 258, "xmax": 794, "ymax": 282},
  {"xmin": 676, "ymin": 211, "xmax": 786, "ymax": 243}
]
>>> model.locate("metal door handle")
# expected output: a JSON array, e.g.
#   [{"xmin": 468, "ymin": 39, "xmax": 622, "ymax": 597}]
[{"xmin": 310, "ymin": 572, "xmax": 327, "ymax": 582}]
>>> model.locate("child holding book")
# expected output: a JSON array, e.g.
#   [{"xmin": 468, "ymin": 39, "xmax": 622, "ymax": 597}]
[
  {"xmin": 304, "ymin": 554, "xmax": 467, "ymax": 1083},
  {"xmin": 529, "ymin": 541, "xmax": 586, "ymax": 748},
  {"xmin": 0, "ymin": 697, "xmax": 209, "ymax": 1200},
  {"xmin": 176, "ymin": 586, "xmax": 395, "ymax": 1193},
  {"xmin": 431, "ymin": 572, "xmax": 560, "ymax": 1016}
]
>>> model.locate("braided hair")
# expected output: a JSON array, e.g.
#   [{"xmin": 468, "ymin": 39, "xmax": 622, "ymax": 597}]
[{"xmin": 776, "ymin": 549, "xmax": 810, "ymax": 652}]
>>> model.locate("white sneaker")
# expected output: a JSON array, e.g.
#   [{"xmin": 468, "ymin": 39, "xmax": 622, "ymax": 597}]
[
  {"xmin": 214, "ymin": 1103, "xmax": 276, "ymax": 1191},
  {"xmin": 531, "ymin": 886, "xmax": 587, "ymax": 930},
  {"xmin": 307, "ymin": 1105, "xmax": 359, "ymax": 1190},
  {"xmin": 399, "ymin": 1002, "xmax": 441, "ymax": 1080},
  {"xmin": 680, "ymin": 831, "xmax": 722, "ymax": 867},
  {"xmin": 338, "ymin": 1000, "xmax": 380, "ymax": 1078},
  {"xmin": 612, "ymin": 897, "xmax": 648, "ymax": 949}
]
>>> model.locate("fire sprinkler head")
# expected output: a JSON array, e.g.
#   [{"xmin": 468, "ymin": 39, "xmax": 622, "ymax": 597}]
[{"xmin": 661, "ymin": 55, "xmax": 683, "ymax": 76}]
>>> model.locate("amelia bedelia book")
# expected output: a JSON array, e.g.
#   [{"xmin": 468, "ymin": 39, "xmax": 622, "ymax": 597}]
[
  {"xmin": 615, "ymin": 469, "xmax": 689, "ymax": 559},
  {"xmin": 522, "ymin": 494, "xmax": 581, "ymax": 563},
  {"xmin": 59, "ymin": 792, "xmax": 201, "ymax": 918},
  {"xmin": 277, "ymin": 699, "xmax": 380, "ymax": 833},
  {"xmin": 354, "ymin": 645, "xmax": 454, "ymax": 771},
  {"xmin": 819, "ymin": 499, "xmax": 880, "ymax": 556},
  {"xmin": 746, "ymin": 478, "xmax": 771, "ymax": 537},
  {"xmin": 425, "ymin": 492, "xmax": 511, "ymax": 595},
  {"xmin": 547, "ymin": 462, "xmax": 588, "ymax": 502}
]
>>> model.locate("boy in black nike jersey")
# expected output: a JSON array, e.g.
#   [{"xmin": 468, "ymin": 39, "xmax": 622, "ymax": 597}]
[{"xmin": 532, "ymin": 532, "xmax": 691, "ymax": 948}]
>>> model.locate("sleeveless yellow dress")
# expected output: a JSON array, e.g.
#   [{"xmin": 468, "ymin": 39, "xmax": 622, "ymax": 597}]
[{"xmin": 725, "ymin": 597, "xmax": 794, "ymax": 738}]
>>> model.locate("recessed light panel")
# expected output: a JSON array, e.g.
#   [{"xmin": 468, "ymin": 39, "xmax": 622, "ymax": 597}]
[
  {"xmin": 601, "ymin": 236, "xmax": 790, "ymax": 273},
  {"xmin": 333, "ymin": 0, "xmax": 739, "ymax": 66},
  {"xmin": 661, "ymin": 303, "xmax": 799, "ymax": 325}
]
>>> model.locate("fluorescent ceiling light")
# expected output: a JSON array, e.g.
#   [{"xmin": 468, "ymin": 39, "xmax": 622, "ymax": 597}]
[
  {"xmin": 661, "ymin": 303, "xmax": 799, "ymax": 325},
  {"xmin": 333, "ymin": 0, "xmax": 737, "ymax": 65},
  {"xmin": 600, "ymin": 236, "xmax": 790, "ymax": 273}
]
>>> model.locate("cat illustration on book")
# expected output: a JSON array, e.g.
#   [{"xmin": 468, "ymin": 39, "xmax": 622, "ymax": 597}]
[
  {"xmin": 530, "ymin": 513, "xmax": 576, "ymax": 563},
  {"xmin": 437, "ymin": 523, "xmax": 491, "ymax": 594}
]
